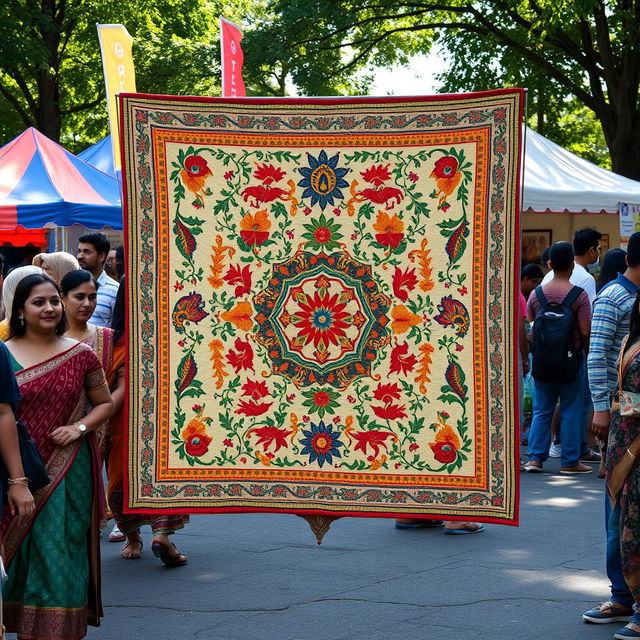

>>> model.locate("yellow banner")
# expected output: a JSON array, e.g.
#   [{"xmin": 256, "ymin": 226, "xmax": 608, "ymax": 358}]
[{"xmin": 97, "ymin": 24, "xmax": 136, "ymax": 171}]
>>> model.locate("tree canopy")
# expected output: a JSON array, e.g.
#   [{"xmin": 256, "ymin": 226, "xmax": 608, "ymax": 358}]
[
  {"xmin": 241, "ymin": 0, "xmax": 640, "ymax": 177},
  {"xmin": 1, "ymin": 0, "xmax": 638, "ymax": 177}
]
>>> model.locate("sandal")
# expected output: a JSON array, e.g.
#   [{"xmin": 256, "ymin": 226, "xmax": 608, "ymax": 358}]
[
  {"xmin": 151, "ymin": 540, "xmax": 188, "ymax": 567},
  {"xmin": 120, "ymin": 538, "xmax": 143, "ymax": 560}
]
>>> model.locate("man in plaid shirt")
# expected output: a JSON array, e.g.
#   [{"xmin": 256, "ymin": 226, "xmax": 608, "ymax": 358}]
[{"xmin": 584, "ymin": 232, "xmax": 640, "ymax": 634}]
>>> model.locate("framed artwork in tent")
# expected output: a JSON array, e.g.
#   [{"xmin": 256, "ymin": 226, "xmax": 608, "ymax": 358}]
[
  {"xmin": 600, "ymin": 233, "xmax": 610, "ymax": 254},
  {"xmin": 522, "ymin": 229, "xmax": 551, "ymax": 263}
]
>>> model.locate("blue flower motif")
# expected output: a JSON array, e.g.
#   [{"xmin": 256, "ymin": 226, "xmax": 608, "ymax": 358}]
[
  {"xmin": 300, "ymin": 420, "xmax": 344, "ymax": 468},
  {"xmin": 298, "ymin": 150, "xmax": 350, "ymax": 211}
]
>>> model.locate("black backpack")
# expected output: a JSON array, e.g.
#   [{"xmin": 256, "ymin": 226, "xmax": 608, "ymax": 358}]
[{"xmin": 531, "ymin": 285, "xmax": 584, "ymax": 384}]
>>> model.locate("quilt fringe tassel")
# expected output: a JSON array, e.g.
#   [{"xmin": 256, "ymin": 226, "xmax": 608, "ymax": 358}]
[{"xmin": 299, "ymin": 514, "xmax": 341, "ymax": 544}]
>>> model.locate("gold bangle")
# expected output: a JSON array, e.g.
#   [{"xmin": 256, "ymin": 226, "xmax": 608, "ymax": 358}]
[{"xmin": 8, "ymin": 477, "xmax": 29, "ymax": 486}]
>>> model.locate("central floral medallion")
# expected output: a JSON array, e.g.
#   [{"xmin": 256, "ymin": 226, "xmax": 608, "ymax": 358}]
[{"xmin": 254, "ymin": 250, "xmax": 391, "ymax": 389}]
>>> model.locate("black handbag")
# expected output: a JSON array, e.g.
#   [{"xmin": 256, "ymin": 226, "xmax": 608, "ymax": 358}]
[{"xmin": 0, "ymin": 419, "xmax": 50, "ymax": 496}]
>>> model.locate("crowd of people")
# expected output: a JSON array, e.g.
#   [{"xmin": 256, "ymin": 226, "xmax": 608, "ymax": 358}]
[
  {"xmin": 1, "ymin": 226, "xmax": 640, "ymax": 638},
  {"xmin": 522, "ymin": 229, "xmax": 640, "ymax": 639},
  {"xmin": 0, "ymin": 233, "xmax": 188, "ymax": 640}
]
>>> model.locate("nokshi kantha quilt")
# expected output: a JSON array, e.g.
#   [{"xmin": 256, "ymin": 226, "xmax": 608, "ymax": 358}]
[{"xmin": 121, "ymin": 90, "xmax": 523, "ymax": 526}]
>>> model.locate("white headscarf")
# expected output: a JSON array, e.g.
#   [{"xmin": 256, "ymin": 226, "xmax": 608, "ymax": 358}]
[
  {"xmin": 2, "ymin": 265, "xmax": 44, "ymax": 322},
  {"xmin": 32, "ymin": 251, "xmax": 79, "ymax": 284}
]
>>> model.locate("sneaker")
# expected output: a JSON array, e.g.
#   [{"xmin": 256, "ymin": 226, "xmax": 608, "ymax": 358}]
[
  {"xmin": 108, "ymin": 524, "xmax": 125, "ymax": 542},
  {"xmin": 583, "ymin": 601, "xmax": 634, "ymax": 624},
  {"xmin": 548, "ymin": 442, "xmax": 562, "ymax": 458},
  {"xmin": 524, "ymin": 460, "xmax": 543, "ymax": 473},
  {"xmin": 560, "ymin": 463, "xmax": 593, "ymax": 474},
  {"xmin": 615, "ymin": 622, "xmax": 640, "ymax": 638},
  {"xmin": 580, "ymin": 449, "xmax": 602, "ymax": 463}
]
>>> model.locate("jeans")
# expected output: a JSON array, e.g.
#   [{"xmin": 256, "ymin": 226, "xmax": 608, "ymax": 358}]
[
  {"xmin": 606, "ymin": 495, "xmax": 634, "ymax": 609},
  {"xmin": 528, "ymin": 358, "xmax": 585, "ymax": 467}
]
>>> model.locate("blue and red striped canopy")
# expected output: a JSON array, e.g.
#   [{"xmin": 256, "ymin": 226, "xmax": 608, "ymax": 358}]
[
  {"xmin": 78, "ymin": 135, "xmax": 116, "ymax": 179},
  {"xmin": 0, "ymin": 128, "xmax": 122, "ymax": 230}
]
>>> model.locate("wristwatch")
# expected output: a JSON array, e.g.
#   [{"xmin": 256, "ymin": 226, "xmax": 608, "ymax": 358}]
[{"xmin": 75, "ymin": 422, "xmax": 87, "ymax": 435}]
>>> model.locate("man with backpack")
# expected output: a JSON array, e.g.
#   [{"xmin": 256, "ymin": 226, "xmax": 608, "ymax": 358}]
[{"xmin": 524, "ymin": 241, "xmax": 592, "ymax": 474}]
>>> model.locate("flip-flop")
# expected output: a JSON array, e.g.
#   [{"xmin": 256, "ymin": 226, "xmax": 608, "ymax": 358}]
[
  {"xmin": 443, "ymin": 523, "xmax": 485, "ymax": 535},
  {"xmin": 395, "ymin": 520, "xmax": 445, "ymax": 529},
  {"xmin": 151, "ymin": 540, "xmax": 188, "ymax": 567}
]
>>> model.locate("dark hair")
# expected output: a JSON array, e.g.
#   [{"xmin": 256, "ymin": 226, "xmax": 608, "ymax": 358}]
[
  {"xmin": 573, "ymin": 228, "xmax": 602, "ymax": 256},
  {"xmin": 79, "ymin": 232, "xmax": 110, "ymax": 257},
  {"xmin": 60, "ymin": 269, "xmax": 98, "ymax": 296},
  {"xmin": 548, "ymin": 241, "xmax": 574, "ymax": 272},
  {"xmin": 628, "ymin": 232, "xmax": 640, "ymax": 268},
  {"xmin": 115, "ymin": 245, "xmax": 125, "ymax": 281},
  {"xmin": 521, "ymin": 263, "xmax": 544, "ymax": 280},
  {"xmin": 9, "ymin": 273, "xmax": 67, "ymax": 338},
  {"xmin": 597, "ymin": 248, "xmax": 627, "ymax": 292},
  {"xmin": 541, "ymin": 247, "xmax": 550, "ymax": 265},
  {"xmin": 625, "ymin": 291, "xmax": 640, "ymax": 355},
  {"xmin": 0, "ymin": 252, "xmax": 4, "ymax": 276},
  {"xmin": 111, "ymin": 279, "xmax": 125, "ymax": 342}
]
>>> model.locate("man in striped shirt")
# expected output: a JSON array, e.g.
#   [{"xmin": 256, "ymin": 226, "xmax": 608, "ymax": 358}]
[
  {"xmin": 77, "ymin": 232, "xmax": 119, "ymax": 328},
  {"xmin": 583, "ymin": 232, "xmax": 640, "ymax": 630}
]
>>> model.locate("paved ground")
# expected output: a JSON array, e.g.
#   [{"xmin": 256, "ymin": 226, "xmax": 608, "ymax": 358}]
[{"xmin": 80, "ymin": 459, "xmax": 619, "ymax": 640}]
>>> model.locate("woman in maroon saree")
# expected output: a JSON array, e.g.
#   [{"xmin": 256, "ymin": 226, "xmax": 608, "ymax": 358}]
[{"xmin": 1, "ymin": 273, "xmax": 113, "ymax": 640}]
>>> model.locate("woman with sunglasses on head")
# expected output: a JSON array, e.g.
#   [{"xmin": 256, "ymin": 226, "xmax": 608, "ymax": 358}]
[{"xmin": 0, "ymin": 273, "xmax": 113, "ymax": 640}]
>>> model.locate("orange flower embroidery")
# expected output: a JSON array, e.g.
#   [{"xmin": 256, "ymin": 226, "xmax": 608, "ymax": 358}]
[
  {"xmin": 208, "ymin": 338, "xmax": 228, "ymax": 389},
  {"xmin": 415, "ymin": 343, "xmax": 434, "ymax": 394},
  {"xmin": 221, "ymin": 301, "xmax": 253, "ymax": 331},
  {"xmin": 208, "ymin": 235, "xmax": 235, "ymax": 288},
  {"xmin": 408, "ymin": 238, "xmax": 434, "ymax": 292},
  {"xmin": 239, "ymin": 209, "xmax": 271, "ymax": 246},
  {"xmin": 373, "ymin": 211, "xmax": 404, "ymax": 249},
  {"xmin": 390, "ymin": 305, "xmax": 422, "ymax": 334}
]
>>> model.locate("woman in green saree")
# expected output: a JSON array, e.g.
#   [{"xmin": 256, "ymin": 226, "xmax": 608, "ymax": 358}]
[{"xmin": 1, "ymin": 273, "xmax": 113, "ymax": 640}]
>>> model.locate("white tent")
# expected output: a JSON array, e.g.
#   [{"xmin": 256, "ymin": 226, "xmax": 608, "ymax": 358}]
[{"xmin": 522, "ymin": 127, "xmax": 640, "ymax": 214}]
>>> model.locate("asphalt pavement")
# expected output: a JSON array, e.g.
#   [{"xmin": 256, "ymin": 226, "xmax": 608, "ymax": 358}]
[{"xmin": 80, "ymin": 458, "xmax": 621, "ymax": 640}]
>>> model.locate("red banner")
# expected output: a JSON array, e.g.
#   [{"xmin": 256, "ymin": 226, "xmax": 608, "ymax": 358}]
[{"xmin": 220, "ymin": 17, "xmax": 246, "ymax": 97}]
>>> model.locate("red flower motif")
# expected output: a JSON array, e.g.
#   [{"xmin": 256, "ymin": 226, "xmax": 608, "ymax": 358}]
[
  {"xmin": 372, "ymin": 403, "xmax": 407, "ymax": 421},
  {"xmin": 254, "ymin": 163, "xmax": 286, "ymax": 185},
  {"xmin": 291, "ymin": 290, "xmax": 351, "ymax": 350},
  {"xmin": 361, "ymin": 164, "xmax": 391, "ymax": 186},
  {"xmin": 185, "ymin": 432, "xmax": 212, "ymax": 457},
  {"xmin": 430, "ymin": 441, "xmax": 457, "ymax": 464},
  {"xmin": 250, "ymin": 426, "xmax": 293, "ymax": 452},
  {"xmin": 408, "ymin": 172, "xmax": 419, "ymax": 183},
  {"xmin": 373, "ymin": 383, "xmax": 402, "ymax": 402},
  {"xmin": 314, "ymin": 227, "xmax": 332, "ymax": 243},
  {"xmin": 172, "ymin": 292, "xmax": 208, "ymax": 332},
  {"xmin": 240, "ymin": 210, "xmax": 271, "ymax": 246},
  {"xmin": 352, "ymin": 430, "xmax": 394, "ymax": 458},
  {"xmin": 223, "ymin": 438, "xmax": 233, "ymax": 447},
  {"xmin": 392, "ymin": 266, "xmax": 418, "ymax": 303},
  {"xmin": 241, "ymin": 379, "xmax": 269, "ymax": 400},
  {"xmin": 409, "ymin": 442, "xmax": 419, "ymax": 451},
  {"xmin": 458, "ymin": 286, "xmax": 468, "ymax": 296},
  {"xmin": 313, "ymin": 391, "xmax": 331, "ymax": 406},
  {"xmin": 223, "ymin": 264, "xmax": 252, "ymax": 297},
  {"xmin": 184, "ymin": 155, "xmax": 212, "ymax": 179},
  {"xmin": 389, "ymin": 341, "xmax": 418, "ymax": 376},
  {"xmin": 236, "ymin": 399, "xmax": 272, "ymax": 416},
  {"xmin": 224, "ymin": 170, "xmax": 234, "ymax": 181},
  {"xmin": 373, "ymin": 211, "xmax": 404, "ymax": 249},
  {"xmin": 432, "ymin": 157, "xmax": 458, "ymax": 179},
  {"xmin": 226, "ymin": 337, "xmax": 254, "ymax": 373}
]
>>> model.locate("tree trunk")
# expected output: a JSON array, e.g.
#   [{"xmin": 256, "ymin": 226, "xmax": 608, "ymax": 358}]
[
  {"xmin": 599, "ymin": 101, "xmax": 640, "ymax": 181},
  {"xmin": 35, "ymin": 71, "xmax": 61, "ymax": 142}
]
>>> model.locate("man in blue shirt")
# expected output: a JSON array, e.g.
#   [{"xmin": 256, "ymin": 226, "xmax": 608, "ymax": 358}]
[
  {"xmin": 584, "ymin": 232, "xmax": 640, "ymax": 636},
  {"xmin": 77, "ymin": 232, "xmax": 119, "ymax": 328}
]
